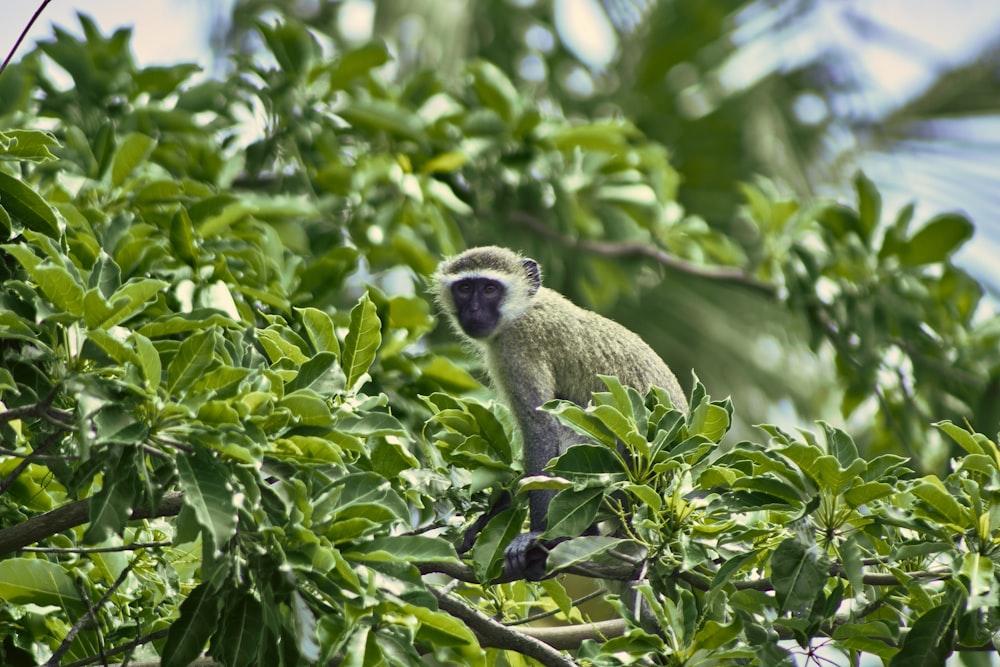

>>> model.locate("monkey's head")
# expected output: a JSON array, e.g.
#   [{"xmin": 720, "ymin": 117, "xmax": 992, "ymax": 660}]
[{"xmin": 433, "ymin": 246, "xmax": 542, "ymax": 339}]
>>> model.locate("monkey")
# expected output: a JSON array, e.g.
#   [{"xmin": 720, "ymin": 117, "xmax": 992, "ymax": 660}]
[{"xmin": 433, "ymin": 246, "xmax": 689, "ymax": 581}]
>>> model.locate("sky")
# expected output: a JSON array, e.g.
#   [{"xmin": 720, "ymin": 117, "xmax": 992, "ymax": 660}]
[{"xmin": 3, "ymin": 0, "xmax": 218, "ymax": 71}]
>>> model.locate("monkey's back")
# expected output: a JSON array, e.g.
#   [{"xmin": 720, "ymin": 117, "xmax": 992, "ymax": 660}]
[{"xmin": 486, "ymin": 287, "xmax": 687, "ymax": 412}]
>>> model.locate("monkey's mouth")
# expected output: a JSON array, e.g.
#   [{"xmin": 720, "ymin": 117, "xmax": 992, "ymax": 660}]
[
  {"xmin": 459, "ymin": 317, "xmax": 496, "ymax": 338},
  {"xmin": 462, "ymin": 325, "xmax": 494, "ymax": 339}
]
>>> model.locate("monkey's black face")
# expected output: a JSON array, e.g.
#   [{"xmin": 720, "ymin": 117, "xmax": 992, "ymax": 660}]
[{"xmin": 451, "ymin": 278, "xmax": 505, "ymax": 338}]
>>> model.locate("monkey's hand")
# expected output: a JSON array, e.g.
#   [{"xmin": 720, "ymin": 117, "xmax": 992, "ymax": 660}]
[{"xmin": 503, "ymin": 532, "xmax": 551, "ymax": 581}]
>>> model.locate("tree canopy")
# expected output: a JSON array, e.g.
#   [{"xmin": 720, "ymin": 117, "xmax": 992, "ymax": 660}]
[{"xmin": 1, "ymin": 5, "xmax": 999, "ymax": 666}]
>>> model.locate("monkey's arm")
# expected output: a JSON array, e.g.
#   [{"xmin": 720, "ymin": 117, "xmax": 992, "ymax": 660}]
[{"xmin": 503, "ymin": 394, "xmax": 563, "ymax": 580}]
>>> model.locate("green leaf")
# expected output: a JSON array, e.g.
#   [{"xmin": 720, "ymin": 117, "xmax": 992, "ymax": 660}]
[
  {"xmin": 342, "ymin": 293, "xmax": 382, "ymax": 392},
  {"xmin": 911, "ymin": 476, "xmax": 971, "ymax": 528},
  {"xmin": 350, "ymin": 535, "xmax": 459, "ymax": 563},
  {"xmin": 138, "ymin": 311, "xmax": 240, "ymax": 337},
  {"xmin": 258, "ymin": 327, "xmax": 310, "ymax": 364},
  {"xmin": 0, "ymin": 129, "xmax": 60, "ymax": 162},
  {"xmin": 90, "ymin": 278, "xmax": 168, "ymax": 329},
  {"xmin": 338, "ymin": 99, "xmax": 428, "ymax": 143},
  {"xmin": 337, "ymin": 411, "xmax": 407, "ymax": 438},
  {"xmin": 212, "ymin": 592, "xmax": 262, "ymax": 667},
  {"xmin": 544, "ymin": 400, "xmax": 618, "ymax": 448},
  {"xmin": 167, "ymin": 328, "xmax": 219, "ymax": 394},
  {"xmin": 2, "ymin": 242, "xmax": 41, "ymax": 272},
  {"xmin": 405, "ymin": 602, "xmax": 484, "ymax": 663},
  {"xmin": 0, "ymin": 367, "xmax": 16, "ymax": 394},
  {"xmin": 770, "ymin": 538, "xmax": 827, "ymax": 614},
  {"xmin": 936, "ymin": 421, "xmax": 998, "ymax": 466},
  {"xmin": 0, "ymin": 171, "xmax": 60, "ymax": 237},
  {"xmin": 694, "ymin": 617, "xmax": 743, "ymax": 651},
  {"xmin": 162, "ymin": 582, "xmax": 223, "ymax": 667},
  {"xmin": 169, "ymin": 208, "xmax": 198, "ymax": 265},
  {"xmin": 176, "ymin": 451, "xmax": 239, "ymax": 554},
  {"xmin": 888, "ymin": 603, "xmax": 956, "ymax": 667},
  {"xmin": 898, "ymin": 213, "xmax": 974, "ymax": 266},
  {"xmin": 470, "ymin": 507, "xmax": 525, "ymax": 582},
  {"xmin": 591, "ymin": 404, "xmax": 643, "ymax": 449},
  {"xmin": 539, "ymin": 120, "xmax": 633, "ymax": 153},
  {"xmin": 110, "ymin": 133, "xmax": 156, "ymax": 187},
  {"xmin": 327, "ymin": 41, "xmax": 390, "ymax": 90},
  {"xmin": 542, "ymin": 487, "xmax": 604, "ymax": 540},
  {"xmin": 85, "ymin": 448, "xmax": 139, "ymax": 543},
  {"xmin": 295, "ymin": 306, "xmax": 340, "ymax": 355},
  {"xmin": 731, "ymin": 476, "xmax": 802, "ymax": 505},
  {"xmin": 465, "ymin": 402, "xmax": 513, "ymax": 465},
  {"xmin": 624, "ymin": 483, "xmax": 662, "ymax": 512},
  {"xmin": 854, "ymin": 171, "xmax": 881, "ymax": 243},
  {"xmin": 960, "ymin": 552, "xmax": 994, "ymax": 605},
  {"xmin": 821, "ymin": 422, "xmax": 858, "ymax": 469},
  {"xmin": 290, "ymin": 590, "xmax": 320, "ymax": 662},
  {"xmin": 330, "ymin": 472, "xmax": 409, "ymax": 526},
  {"xmin": 279, "ymin": 389, "xmax": 334, "ymax": 427},
  {"xmin": 133, "ymin": 332, "xmax": 162, "ymax": 391},
  {"xmin": 422, "ymin": 151, "xmax": 468, "ymax": 174},
  {"xmin": 0, "ymin": 558, "xmax": 83, "ymax": 610},
  {"xmin": 548, "ymin": 443, "xmax": 629, "ymax": 484},
  {"xmin": 469, "ymin": 60, "xmax": 520, "ymax": 123},
  {"xmin": 843, "ymin": 481, "xmax": 894, "ymax": 508},
  {"xmin": 257, "ymin": 19, "xmax": 319, "ymax": 78},
  {"xmin": 84, "ymin": 328, "xmax": 139, "ymax": 369},
  {"xmin": 598, "ymin": 183, "xmax": 658, "ymax": 207},
  {"xmin": 426, "ymin": 178, "xmax": 473, "ymax": 215},
  {"xmin": 286, "ymin": 351, "xmax": 344, "ymax": 394},
  {"xmin": 833, "ymin": 621, "xmax": 898, "ymax": 660},
  {"xmin": 689, "ymin": 403, "xmax": 730, "ymax": 442},
  {"xmin": 34, "ymin": 264, "xmax": 86, "ymax": 316},
  {"xmin": 545, "ymin": 535, "xmax": 629, "ymax": 571},
  {"xmin": 539, "ymin": 579, "xmax": 574, "ymax": 618}
]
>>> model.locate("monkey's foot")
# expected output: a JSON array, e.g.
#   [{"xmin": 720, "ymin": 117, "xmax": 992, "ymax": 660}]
[{"xmin": 503, "ymin": 531, "xmax": 550, "ymax": 581}]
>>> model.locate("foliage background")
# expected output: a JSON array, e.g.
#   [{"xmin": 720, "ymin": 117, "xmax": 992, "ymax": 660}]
[{"xmin": 1, "ymin": 1, "xmax": 1000, "ymax": 665}]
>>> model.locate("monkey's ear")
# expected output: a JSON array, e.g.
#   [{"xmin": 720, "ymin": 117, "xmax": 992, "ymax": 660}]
[{"xmin": 521, "ymin": 258, "xmax": 542, "ymax": 295}]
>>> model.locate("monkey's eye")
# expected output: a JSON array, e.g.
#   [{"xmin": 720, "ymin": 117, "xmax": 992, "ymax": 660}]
[
  {"xmin": 483, "ymin": 284, "xmax": 496, "ymax": 295},
  {"xmin": 456, "ymin": 283, "xmax": 472, "ymax": 293}
]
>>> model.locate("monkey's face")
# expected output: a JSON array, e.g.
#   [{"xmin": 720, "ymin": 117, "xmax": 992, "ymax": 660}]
[{"xmin": 450, "ymin": 277, "xmax": 506, "ymax": 338}]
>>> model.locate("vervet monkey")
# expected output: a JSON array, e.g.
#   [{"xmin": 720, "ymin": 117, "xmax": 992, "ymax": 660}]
[{"xmin": 434, "ymin": 246, "xmax": 688, "ymax": 579}]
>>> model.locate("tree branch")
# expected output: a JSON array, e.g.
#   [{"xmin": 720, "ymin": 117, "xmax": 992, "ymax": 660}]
[
  {"xmin": 508, "ymin": 211, "xmax": 775, "ymax": 294},
  {"xmin": 0, "ymin": 492, "xmax": 184, "ymax": 556},
  {"xmin": 431, "ymin": 587, "xmax": 587, "ymax": 665}
]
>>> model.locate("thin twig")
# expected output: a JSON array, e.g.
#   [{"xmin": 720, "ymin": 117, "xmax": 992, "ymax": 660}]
[
  {"xmin": 0, "ymin": 428, "xmax": 65, "ymax": 495},
  {"xmin": 0, "ymin": 387, "xmax": 58, "ymax": 424},
  {"xmin": 59, "ymin": 628, "xmax": 171, "ymax": 667},
  {"xmin": 0, "ymin": 0, "xmax": 54, "ymax": 77},
  {"xmin": 504, "ymin": 588, "xmax": 608, "ymax": 627},
  {"xmin": 0, "ymin": 447, "xmax": 79, "ymax": 462},
  {"xmin": 23, "ymin": 541, "xmax": 172, "ymax": 554},
  {"xmin": 45, "ymin": 561, "xmax": 136, "ymax": 667}
]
